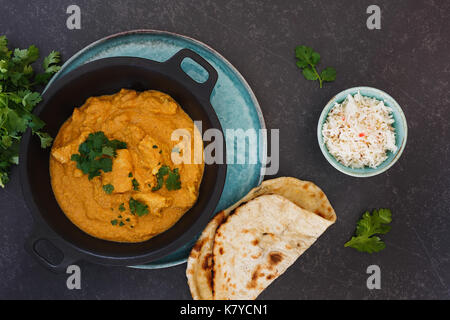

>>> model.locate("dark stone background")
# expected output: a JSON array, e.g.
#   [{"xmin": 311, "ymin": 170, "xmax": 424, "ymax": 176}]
[{"xmin": 0, "ymin": 0, "xmax": 449, "ymax": 300}]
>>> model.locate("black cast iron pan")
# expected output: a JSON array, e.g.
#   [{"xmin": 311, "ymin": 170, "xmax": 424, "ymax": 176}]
[{"xmin": 19, "ymin": 49, "xmax": 227, "ymax": 272}]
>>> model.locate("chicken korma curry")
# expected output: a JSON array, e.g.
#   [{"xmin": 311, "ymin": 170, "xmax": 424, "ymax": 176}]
[{"xmin": 50, "ymin": 89, "xmax": 204, "ymax": 242}]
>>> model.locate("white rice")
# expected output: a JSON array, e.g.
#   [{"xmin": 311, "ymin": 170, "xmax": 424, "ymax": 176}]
[{"xmin": 322, "ymin": 92, "xmax": 397, "ymax": 169}]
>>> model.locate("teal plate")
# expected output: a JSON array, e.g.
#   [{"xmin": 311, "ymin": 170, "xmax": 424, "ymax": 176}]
[{"xmin": 44, "ymin": 30, "xmax": 266, "ymax": 269}]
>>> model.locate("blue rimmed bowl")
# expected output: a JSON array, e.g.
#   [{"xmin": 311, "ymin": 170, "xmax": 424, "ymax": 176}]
[{"xmin": 317, "ymin": 87, "xmax": 408, "ymax": 178}]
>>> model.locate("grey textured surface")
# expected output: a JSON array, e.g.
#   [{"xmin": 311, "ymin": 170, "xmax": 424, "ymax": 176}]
[{"xmin": 1, "ymin": 0, "xmax": 449, "ymax": 300}]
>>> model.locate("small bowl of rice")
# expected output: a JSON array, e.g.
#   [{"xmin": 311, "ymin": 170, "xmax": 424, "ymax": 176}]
[{"xmin": 318, "ymin": 87, "xmax": 407, "ymax": 177}]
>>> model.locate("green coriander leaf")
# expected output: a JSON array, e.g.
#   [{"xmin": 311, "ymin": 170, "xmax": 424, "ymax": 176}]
[
  {"xmin": 375, "ymin": 208, "xmax": 392, "ymax": 224},
  {"xmin": 355, "ymin": 209, "xmax": 392, "ymax": 237},
  {"xmin": 344, "ymin": 236, "xmax": 386, "ymax": 254},
  {"xmin": 1, "ymin": 135, "xmax": 12, "ymax": 149},
  {"xmin": 103, "ymin": 184, "xmax": 114, "ymax": 194},
  {"xmin": 296, "ymin": 60, "xmax": 308, "ymax": 69},
  {"xmin": 33, "ymin": 72, "xmax": 52, "ymax": 86},
  {"xmin": 295, "ymin": 45, "xmax": 315, "ymax": 66},
  {"xmin": 302, "ymin": 67, "xmax": 319, "ymax": 81},
  {"xmin": 44, "ymin": 64, "xmax": 61, "ymax": 74},
  {"xmin": 151, "ymin": 165, "xmax": 181, "ymax": 191},
  {"xmin": 21, "ymin": 91, "xmax": 42, "ymax": 111},
  {"xmin": 22, "ymin": 65, "xmax": 33, "ymax": 76},
  {"xmin": 355, "ymin": 211, "xmax": 372, "ymax": 236},
  {"xmin": 29, "ymin": 114, "xmax": 45, "ymax": 131},
  {"xmin": 0, "ymin": 36, "xmax": 10, "ymax": 59},
  {"xmin": 132, "ymin": 178, "xmax": 140, "ymax": 191},
  {"xmin": 321, "ymin": 67, "xmax": 337, "ymax": 82},
  {"xmin": 311, "ymin": 51, "xmax": 321, "ymax": 65},
  {"xmin": 166, "ymin": 168, "xmax": 181, "ymax": 191},
  {"xmin": 26, "ymin": 45, "xmax": 39, "ymax": 64},
  {"xmin": 345, "ymin": 209, "xmax": 392, "ymax": 253},
  {"xmin": 12, "ymin": 45, "xmax": 39, "ymax": 66},
  {"xmin": 101, "ymin": 146, "xmax": 115, "ymax": 157},
  {"xmin": 152, "ymin": 165, "xmax": 170, "ymax": 191},
  {"xmin": 118, "ymin": 203, "xmax": 126, "ymax": 212},
  {"xmin": 129, "ymin": 197, "xmax": 149, "ymax": 217},
  {"xmin": 43, "ymin": 51, "xmax": 61, "ymax": 72},
  {"xmin": 107, "ymin": 139, "xmax": 127, "ymax": 150},
  {"xmin": 10, "ymin": 72, "xmax": 24, "ymax": 87},
  {"xmin": 5, "ymin": 108, "xmax": 29, "ymax": 135},
  {"xmin": 35, "ymin": 131, "xmax": 53, "ymax": 148},
  {"xmin": 295, "ymin": 45, "xmax": 336, "ymax": 88},
  {"xmin": 0, "ymin": 171, "xmax": 9, "ymax": 188},
  {"xmin": 111, "ymin": 219, "xmax": 118, "ymax": 226},
  {"xmin": 160, "ymin": 167, "xmax": 170, "ymax": 175}
]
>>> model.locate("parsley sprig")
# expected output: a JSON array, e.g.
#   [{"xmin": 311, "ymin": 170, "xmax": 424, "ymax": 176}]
[
  {"xmin": 70, "ymin": 131, "xmax": 127, "ymax": 180},
  {"xmin": 345, "ymin": 208, "xmax": 392, "ymax": 253},
  {"xmin": 295, "ymin": 45, "xmax": 336, "ymax": 88},
  {"xmin": 0, "ymin": 36, "xmax": 61, "ymax": 187}
]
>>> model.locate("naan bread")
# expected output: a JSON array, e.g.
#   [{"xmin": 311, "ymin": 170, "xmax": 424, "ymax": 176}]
[
  {"xmin": 249, "ymin": 177, "xmax": 336, "ymax": 222},
  {"xmin": 186, "ymin": 211, "xmax": 226, "ymax": 300},
  {"xmin": 186, "ymin": 177, "xmax": 336, "ymax": 300},
  {"xmin": 212, "ymin": 195, "xmax": 334, "ymax": 300}
]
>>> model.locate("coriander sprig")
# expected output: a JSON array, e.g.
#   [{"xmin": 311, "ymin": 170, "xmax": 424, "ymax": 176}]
[
  {"xmin": 295, "ymin": 45, "xmax": 336, "ymax": 88},
  {"xmin": 344, "ymin": 208, "xmax": 392, "ymax": 253},
  {"xmin": 70, "ymin": 131, "xmax": 127, "ymax": 180},
  {"xmin": 0, "ymin": 35, "xmax": 61, "ymax": 187}
]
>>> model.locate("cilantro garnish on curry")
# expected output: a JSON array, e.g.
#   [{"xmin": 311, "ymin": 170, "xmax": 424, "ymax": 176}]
[
  {"xmin": 70, "ymin": 131, "xmax": 127, "ymax": 180},
  {"xmin": 152, "ymin": 165, "xmax": 181, "ymax": 192},
  {"xmin": 129, "ymin": 197, "xmax": 149, "ymax": 217},
  {"xmin": 103, "ymin": 184, "xmax": 114, "ymax": 194}
]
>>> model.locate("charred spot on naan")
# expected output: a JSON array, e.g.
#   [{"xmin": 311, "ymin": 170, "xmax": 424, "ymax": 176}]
[
  {"xmin": 268, "ymin": 252, "xmax": 283, "ymax": 265},
  {"xmin": 247, "ymin": 265, "xmax": 263, "ymax": 289},
  {"xmin": 190, "ymin": 238, "xmax": 205, "ymax": 258},
  {"xmin": 202, "ymin": 253, "xmax": 214, "ymax": 291},
  {"xmin": 202, "ymin": 253, "xmax": 213, "ymax": 270},
  {"xmin": 215, "ymin": 210, "xmax": 226, "ymax": 222},
  {"xmin": 266, "ymin": 274, "xmax": 275, "ymax": 280},
  {"xmin": 251, "ymin": 253, "xmax": 262, "ymax": 259},
  {"xmin": 245, "ymin": 252, "xmax": 284, "ymax": 290}
]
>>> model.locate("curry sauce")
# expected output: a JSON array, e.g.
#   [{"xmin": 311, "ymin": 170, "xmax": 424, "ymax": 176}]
[{"xmin": 50, "ymin": 89, "xmax": 204, "ymax": 242}]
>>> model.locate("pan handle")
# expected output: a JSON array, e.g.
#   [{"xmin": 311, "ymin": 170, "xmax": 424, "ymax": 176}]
[
  {"xmin": 25, "ymin": 224, "xmax": 79, "ymax": 273},
  {"xmin": 164, "ymin": 48, "xmax": 218, "ymax": 98}
]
